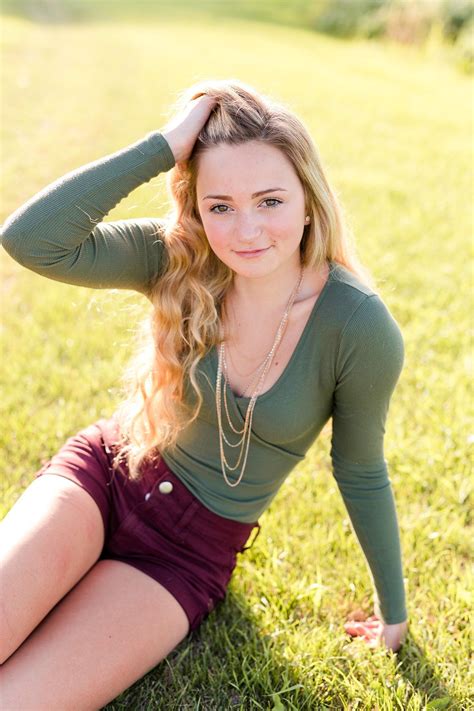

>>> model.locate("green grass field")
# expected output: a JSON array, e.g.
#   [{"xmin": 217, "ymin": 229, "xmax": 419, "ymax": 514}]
[{"xmin": 1, "ymin": 8, "xmax": 472, "ymax": 710}]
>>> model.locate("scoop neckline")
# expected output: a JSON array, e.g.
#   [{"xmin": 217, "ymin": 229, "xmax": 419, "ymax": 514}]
[{"xmin": 210, "ymin": 259, "xmax": 337, "ymax": 405}]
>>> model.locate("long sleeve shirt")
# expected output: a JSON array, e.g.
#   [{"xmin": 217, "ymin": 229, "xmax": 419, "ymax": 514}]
[{"xmin": 1, "ymin": 131, "xmax": 407, "ymax": 623}]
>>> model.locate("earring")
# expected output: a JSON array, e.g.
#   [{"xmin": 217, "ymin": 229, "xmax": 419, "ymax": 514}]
[{"xmin": 304, "ymin": 216, "xmax": 310, "ymax": 223}]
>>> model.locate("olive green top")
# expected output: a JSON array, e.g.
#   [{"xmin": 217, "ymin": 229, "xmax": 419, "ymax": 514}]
[{"xmin": 1, "ymin": 131, "xmax": 407, "ymax": 623}]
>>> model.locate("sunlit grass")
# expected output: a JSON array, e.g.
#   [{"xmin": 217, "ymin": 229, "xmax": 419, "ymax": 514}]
[{"xmin": 1, "ymin": 10, "xmax": 472, "ymax": 710}]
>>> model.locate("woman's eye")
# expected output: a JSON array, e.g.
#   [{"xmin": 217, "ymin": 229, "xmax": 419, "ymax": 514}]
[
  {"xmin": 209, "ymin": 198, "xmax": 282, "ymax": 214},
  {"xmin": 210, "ymin": 204, "xmax": 230, "ymax": 214}
]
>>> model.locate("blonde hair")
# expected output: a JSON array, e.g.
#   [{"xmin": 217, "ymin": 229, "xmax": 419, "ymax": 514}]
[{"xmin": 112, "ymin": 78, "xmax": 377, "ymax": 479}]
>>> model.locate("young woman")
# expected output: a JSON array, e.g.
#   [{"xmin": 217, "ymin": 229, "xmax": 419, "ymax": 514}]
[{"xmin": 0, "ymin": 79, "xmax": 408, "ymax": 708}]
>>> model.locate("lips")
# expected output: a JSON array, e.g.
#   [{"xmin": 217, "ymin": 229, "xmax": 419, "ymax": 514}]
[{"xmin": 235, "ymin": 247, "xmax": 271, "ymax": 255}]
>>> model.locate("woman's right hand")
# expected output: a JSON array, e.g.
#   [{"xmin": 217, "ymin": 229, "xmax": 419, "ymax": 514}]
[{"xmin": 161, "ymin": 94, "xmax": 218, "ymax": 164}]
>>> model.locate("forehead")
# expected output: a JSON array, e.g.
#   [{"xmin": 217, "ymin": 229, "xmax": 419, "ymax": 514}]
[{"xmin": 196, "ymin": 141, "xmax": 299, "ymax": 195}]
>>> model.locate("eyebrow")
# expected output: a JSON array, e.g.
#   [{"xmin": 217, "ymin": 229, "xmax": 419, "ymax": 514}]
[{"xmin": 202, "ymin": 188, "xmax": 288, "ymax": 200}]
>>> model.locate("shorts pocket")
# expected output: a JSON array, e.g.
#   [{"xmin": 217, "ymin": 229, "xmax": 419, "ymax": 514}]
[{"xmin": 173, "ymin": 499, "xmax": 201, "ymax": 539}]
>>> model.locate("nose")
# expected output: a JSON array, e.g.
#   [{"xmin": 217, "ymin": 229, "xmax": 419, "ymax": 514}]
[{"xmin": 236, "ymin": 213, "xmax": 262, "ymax": 244}]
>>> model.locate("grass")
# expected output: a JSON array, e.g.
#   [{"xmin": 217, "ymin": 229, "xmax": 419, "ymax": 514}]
[{"xmin": 1, "ymin": 7, "xmax": 472, "ymax": 710}]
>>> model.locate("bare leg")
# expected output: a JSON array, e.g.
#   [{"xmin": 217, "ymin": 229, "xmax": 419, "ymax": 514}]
[
  {"xmin": 0, "ymin": 474, "xmax": 105, "ymax": 662},
  {"xmin": 0, "ymin": 559, "xmax": 190, "ymax": 710}
]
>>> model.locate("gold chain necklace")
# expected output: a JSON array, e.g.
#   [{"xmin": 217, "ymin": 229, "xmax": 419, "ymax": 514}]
[{"xmin": 215, "ymin": 265, "xmax": 305, "ymax": 488}]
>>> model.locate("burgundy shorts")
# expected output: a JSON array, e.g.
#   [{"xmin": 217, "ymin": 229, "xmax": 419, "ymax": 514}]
[{"xmin": 34, "ymin": 416, "xmax": 260, "ymax": 632}]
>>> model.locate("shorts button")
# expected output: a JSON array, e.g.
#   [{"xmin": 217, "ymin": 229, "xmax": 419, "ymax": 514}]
[{"xmin": 159, "ymin": 481, "xmax": 173, "ymax": 495}]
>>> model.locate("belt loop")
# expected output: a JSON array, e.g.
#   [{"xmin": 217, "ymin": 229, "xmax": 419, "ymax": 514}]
[
  {"xmin": 100, "ymin": 432, "xmax": 120, "ymax": 486},
  {"xmin": 241, "ymin": 522, "xmax": 261, "ymax": 551}
]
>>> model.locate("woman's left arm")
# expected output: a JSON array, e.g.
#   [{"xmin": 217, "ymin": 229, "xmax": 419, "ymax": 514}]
[{"xmin": 330, "ymin": 293, "xmax": 408, "ymax": 652}]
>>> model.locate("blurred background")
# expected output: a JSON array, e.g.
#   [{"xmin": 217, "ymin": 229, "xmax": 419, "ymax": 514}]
[
  {"xmin": 2, "ymin": 0, "xmax": 473, "ymax": 75},
  {"xmin": 1, "ymin": 2, "xmax": 472, "ymax": 709}
]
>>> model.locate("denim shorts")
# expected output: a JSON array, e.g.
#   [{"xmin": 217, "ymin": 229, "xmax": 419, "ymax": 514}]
[{"xmin": 34, "ymin": 416, "xmax": 261, "ymax": 632}]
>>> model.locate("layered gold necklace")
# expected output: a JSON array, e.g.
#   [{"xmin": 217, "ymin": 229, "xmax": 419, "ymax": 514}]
[{"xmin": 215, "ymin": 265, "xmax": 305, "ymax": 488}]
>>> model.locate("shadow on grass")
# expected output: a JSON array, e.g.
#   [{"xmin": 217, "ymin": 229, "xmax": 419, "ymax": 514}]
[
  {"xmin": 102, "ymin": 587, "xmax": 461, "ymax": 710},
  {"xmin": 395, "ymin": 638, "xmax": 461, "ymax": 711},
  {"xmin": 103, "ymin": 588, "xmax": 323, "ymax": 711}
]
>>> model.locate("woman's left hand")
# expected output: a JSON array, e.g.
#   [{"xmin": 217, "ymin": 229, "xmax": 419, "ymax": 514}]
[{"xmin": 343, "ymin": 614, "xmax": 408, "ymax": 652}]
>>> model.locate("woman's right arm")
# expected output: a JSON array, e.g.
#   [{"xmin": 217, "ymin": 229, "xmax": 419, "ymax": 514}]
[
  {"xmin": 0, "ymin": 131, "xmax": 176, "ymax": 296},
  {"xmin": 1, "ymin": 94, "xmax": 217, "ymax": 295}
]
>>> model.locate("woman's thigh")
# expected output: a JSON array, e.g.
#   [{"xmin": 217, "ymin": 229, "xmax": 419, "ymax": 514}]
[
  {"xmin": 0, "ymin": 474, "xmax": 105, "ymax": 663},
  {"xmin": 0, "ymin": 559, "xmax": 190, "ymax": 710}
]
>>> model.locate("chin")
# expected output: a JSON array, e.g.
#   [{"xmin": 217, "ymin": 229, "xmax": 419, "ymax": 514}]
[{"xmin": 236, "ymin": 267, "xmax": 279, "ymax": 282}]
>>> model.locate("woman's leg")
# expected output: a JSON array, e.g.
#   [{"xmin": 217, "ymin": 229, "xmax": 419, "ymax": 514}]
[
  {"xmin": 0, "ymin": 474, "xmax": 105, "ymax": 663},
  {"xmin": 0, "ymin": 559, "xmax": 190, "ymax": 710}
]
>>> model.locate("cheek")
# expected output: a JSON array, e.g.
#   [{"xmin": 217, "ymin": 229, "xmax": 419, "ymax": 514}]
[
  {"xmin": 202, "ymin": 219, "xmax": 230, "ymax": 254},
  {"xmin": 270, "ymin": 219, "xmax": 301, "ymax": 246}
]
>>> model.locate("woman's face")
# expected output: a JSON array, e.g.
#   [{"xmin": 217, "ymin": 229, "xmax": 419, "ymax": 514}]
[{"xmin": 195, "ymin": 141, "xmax": 307, "ymax": 280}]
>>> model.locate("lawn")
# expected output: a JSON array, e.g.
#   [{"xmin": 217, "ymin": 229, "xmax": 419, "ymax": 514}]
[{"xmin": 0, "ymin": 7, "xmax": 472, "ymax": 710}]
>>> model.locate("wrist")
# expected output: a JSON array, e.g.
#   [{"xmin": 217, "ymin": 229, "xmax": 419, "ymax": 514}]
[
  {"xmin": 374, "ymin": 599, "xmax": 407, "ymax": 626},
  {"xmin": 160, "ymin": 130, "xmax": 182, "ymax": 163}
]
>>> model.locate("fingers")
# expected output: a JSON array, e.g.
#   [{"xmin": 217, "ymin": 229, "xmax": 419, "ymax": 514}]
[
  {"xmin": 344, "ymin": 618, "xmax": 384, "ymax": 647},
  {"xmin": 161, "ymin": 94, "xmax": 218, "ymax": 163},
  {"xmin": 344, "ymin": 619, "xmax": 382, "ymax": 632},
  {"xmin": 344, "ymin": 629, "xmax": 380, "ymax": 643},
  {"xmin": 188, "ymin": 94, "xmax": 218, "ymax": 122},
  {"xmin": 344, "ymin": 613, "xmax": 382, "ymax": 631}
]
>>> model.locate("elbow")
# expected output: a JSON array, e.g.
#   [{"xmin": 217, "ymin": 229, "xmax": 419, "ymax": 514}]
[
  {"xmin": 0, "ymin": 220, "xmax": 28, "ymax": 265},
  {"xmin": 1, "ymin": 209, "xmax": 47, "ymax": 268}
]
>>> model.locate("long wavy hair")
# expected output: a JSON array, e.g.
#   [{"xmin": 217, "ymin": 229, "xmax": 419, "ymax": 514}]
[{"xmin": 112, "ymin": 78, "xmax": 377, "ymax": 479}]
